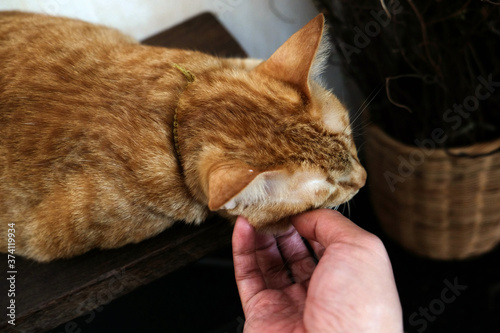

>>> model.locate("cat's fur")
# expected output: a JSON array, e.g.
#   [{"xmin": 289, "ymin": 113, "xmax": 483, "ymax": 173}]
[{"xmin": 0, "ymin": 12, "xmax": 366, "ymax": 261}]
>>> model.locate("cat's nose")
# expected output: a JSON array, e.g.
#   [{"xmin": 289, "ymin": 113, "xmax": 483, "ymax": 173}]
[
  {"xmin": 353, "ymin": 162, "xmax": 367, "ymax": 189},
  {"xmin": 337, "ymin": 159, "xmax": 366, "ymax": 190}
]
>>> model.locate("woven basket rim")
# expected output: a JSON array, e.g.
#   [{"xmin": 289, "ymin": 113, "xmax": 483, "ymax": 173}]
[{"xmin": 367, "ymin": 125, "xmax": 500, "ymax": 158}]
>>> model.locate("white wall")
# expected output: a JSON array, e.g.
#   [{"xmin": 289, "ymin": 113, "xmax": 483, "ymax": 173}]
[{"xmin": 0, "ymin": 0, "xmax": 348, "ymax": 101}]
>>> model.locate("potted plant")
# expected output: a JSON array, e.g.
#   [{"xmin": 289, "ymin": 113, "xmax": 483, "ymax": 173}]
[{"xmin": 314, "ymin": 0, "xmax": 500, "ymax": 259}]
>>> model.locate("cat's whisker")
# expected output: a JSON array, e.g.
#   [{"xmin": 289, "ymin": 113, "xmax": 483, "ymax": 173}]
[
  {"xmin": 343, "ymin": 83, "xmax": 384, "ymax": 134},
  {"xmin": 341, "ymin": 203, "xmax": 347, "ymax": 215},
  {"xmin": 334, "ymin": 201, "xmax": 353, "ymax": 218},
  {"xmin": 350, "ymin": 117, "xmax": 373, "ymax": 136},
  {"xmin": 356, "ymin": 140, "xmax": 369, "ymax": 153},
  {"xmin": 350, "ymin": 121, "xmax": 372, "ymax": 149}
]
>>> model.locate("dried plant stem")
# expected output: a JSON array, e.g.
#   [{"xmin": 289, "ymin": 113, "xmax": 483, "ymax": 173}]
[
  {"xmin": 385, "ymin": 75, "xmax": 425, "ymax": 113},
  {"xmin": 406, "ymin": 0, "xmax": 442, "ymax": 79},
  {"xmin": 379, "ymin": 0, "xmax": 391, "ymax": 19},
  {"xmin": 481, "ymin": 0, "xmax": 500, "ymax": 5},
  {"xmin": 428, "ymin": 0, "xmax": 472, "ymax": 26}
]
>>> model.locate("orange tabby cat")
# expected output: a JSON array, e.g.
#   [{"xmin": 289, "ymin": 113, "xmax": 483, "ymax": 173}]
[{"xmin": 0, "ymin": 12, "xmax": 366, "ymax": 261}]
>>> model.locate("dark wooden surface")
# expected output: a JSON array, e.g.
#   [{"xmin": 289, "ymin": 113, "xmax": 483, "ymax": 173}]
[
  {"xmin": 143, "ymin": 12, "xmax": 246, "ymax": 57},
  {"xmin": 0, "ymin": 12, "xmax": 246, "ymax": 333}
]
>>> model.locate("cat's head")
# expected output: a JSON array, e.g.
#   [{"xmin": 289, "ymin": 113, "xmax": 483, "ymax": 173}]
[{"xmin": 178, "ymin": 14, "xmax": 366, "ymax": 232}]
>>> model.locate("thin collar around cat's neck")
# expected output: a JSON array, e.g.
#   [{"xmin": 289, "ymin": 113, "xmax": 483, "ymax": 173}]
[{"xmin": 172, "ymin": 63, "xmax": 195, "ymax": 171}]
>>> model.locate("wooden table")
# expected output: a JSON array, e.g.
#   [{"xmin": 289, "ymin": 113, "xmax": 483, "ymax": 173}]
[{"xmin": 0, "ymin": 13, "xmax": 246, "ymax": 333}]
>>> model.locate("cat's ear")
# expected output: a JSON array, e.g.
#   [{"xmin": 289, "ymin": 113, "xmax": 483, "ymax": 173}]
[
  {"xmin": 207, "ymin": 162, "xmax": 260, "ymax": 211},
  {"xmin": 207, "ymin": 162, "xmax": 332, "ymax": 212},
  {"xmin": 254, "ymin": 14, "xmax": 326, "ymax": 96}
]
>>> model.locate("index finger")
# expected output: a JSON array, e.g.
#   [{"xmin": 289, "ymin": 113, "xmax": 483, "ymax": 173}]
[
  {"xmin": 290, "ymin": 209, "xmax": 374, "ymax": 248},
  {"xmin": 232, "ymin": 216, "xmax": 267, "ymax": 306}
]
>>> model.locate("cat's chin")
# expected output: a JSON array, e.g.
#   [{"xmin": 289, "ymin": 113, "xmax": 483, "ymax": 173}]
[
  {"xmin": 218, "ymin": 210, "xmax": 292, "ymax": 234},
  {"xmin": 253, "ymin": 217, "xmax": 293, "ymax": 235}
]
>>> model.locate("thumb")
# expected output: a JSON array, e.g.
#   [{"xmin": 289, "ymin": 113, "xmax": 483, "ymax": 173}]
[{"xmin": 291, "ymin": 209, "xmax": 374, "ymax": 247}]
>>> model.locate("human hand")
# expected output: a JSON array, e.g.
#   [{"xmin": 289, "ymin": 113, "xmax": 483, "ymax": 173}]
[{"xmin": 232, "ymin": 209, "xmax": 403, "ymax": 333}]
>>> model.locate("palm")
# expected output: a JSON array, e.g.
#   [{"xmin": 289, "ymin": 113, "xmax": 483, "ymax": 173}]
[
  {"xmin": 232, "ymin": 217, "xmax": 314, "ymax": 333},
  {"xmin": 243, "ymin": 286, "xmax": 307, "ymax": 332}
]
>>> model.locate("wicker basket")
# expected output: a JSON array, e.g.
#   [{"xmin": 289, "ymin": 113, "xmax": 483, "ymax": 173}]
[{"xmin": 366, "ymin": 125, "xmax": 500, "ymax": 259}]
